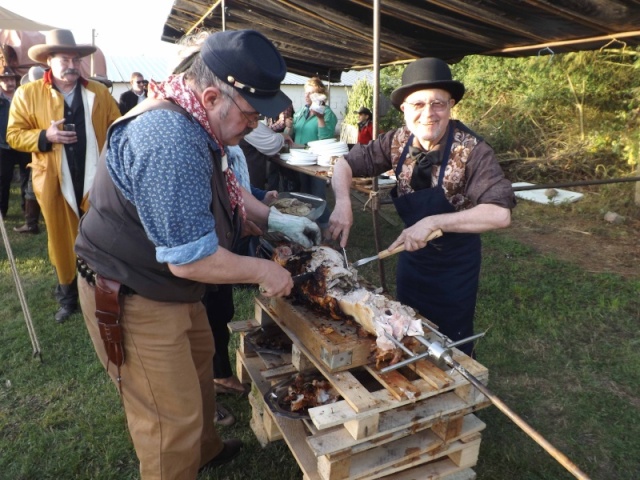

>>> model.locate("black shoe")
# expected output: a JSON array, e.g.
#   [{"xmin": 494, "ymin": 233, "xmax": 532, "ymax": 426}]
[
  {"xmin": 54, "ymin": 305, "xmax": 77, "ymax": 324},
  {"xmin": 13, "ymin": 223, "xmax": 39, "ymax": 234},
  {"xmin": 214, "ymin": 404, "xmax": 236, "ymax": 427},
  {"xmin": 199, "ymin": 439, "xmax": 243, "ymax": 471}
]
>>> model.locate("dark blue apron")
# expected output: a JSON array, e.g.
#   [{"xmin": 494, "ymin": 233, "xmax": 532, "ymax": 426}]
[{"xmin": 391, "ymin": 122, "xmax": 481, "ymax": 355}]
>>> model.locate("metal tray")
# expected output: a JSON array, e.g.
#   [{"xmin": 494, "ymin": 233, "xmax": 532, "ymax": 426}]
[{"xmin": 271, "ymin": 192, "xmax": 326, "ymax": 221}]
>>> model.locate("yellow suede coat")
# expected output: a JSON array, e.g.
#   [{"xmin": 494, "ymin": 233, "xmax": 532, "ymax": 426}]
[{"xmin": 7, "ymin": 77, "xmax": 120, "ymax": 284}]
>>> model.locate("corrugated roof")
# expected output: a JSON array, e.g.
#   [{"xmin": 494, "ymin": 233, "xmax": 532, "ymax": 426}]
[
  {"xmin": 161, "ymin": 0, "xmax": 640, "ymax": 80},
  {"xmin": 106, "ymin": 55, "xmax": 372, "ymax": 86},
  {"xmin": 105, "ymin": 56, "xmax": 175, "ymax": 83},
  {"xmin": 283, "ymin": 69, "xmax": 372, "ymax": 86}
]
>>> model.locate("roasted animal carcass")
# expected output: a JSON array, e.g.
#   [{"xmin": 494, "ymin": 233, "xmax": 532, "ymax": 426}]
[{"xmin": 273, "ymin": 244, "xmax": 424, "ymax": 361}]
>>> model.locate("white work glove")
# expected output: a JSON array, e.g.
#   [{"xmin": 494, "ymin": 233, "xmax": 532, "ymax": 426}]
[{"xmin": 267, "ymin": 207, "xmax": 321, "ymax": 248}]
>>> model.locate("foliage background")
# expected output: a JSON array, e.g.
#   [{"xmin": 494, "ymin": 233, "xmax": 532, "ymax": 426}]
[{"xmin": 345, "ymin": 48, "xmax": 640, "ymax": 187}]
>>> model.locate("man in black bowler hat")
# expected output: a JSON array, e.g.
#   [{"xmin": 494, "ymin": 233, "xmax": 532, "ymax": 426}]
[
  {"xmin": 328, "ymin": 58, "xmax": 516, "ymax": 356},
  {"xmin": 75, "ymin": 29, "xmax": 320, "ymax": 479}
]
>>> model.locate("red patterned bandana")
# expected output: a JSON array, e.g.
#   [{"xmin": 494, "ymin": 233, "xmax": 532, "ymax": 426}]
[{"xmin": 149, "ymin": 74, "xmax": 246, "ymax": 221}]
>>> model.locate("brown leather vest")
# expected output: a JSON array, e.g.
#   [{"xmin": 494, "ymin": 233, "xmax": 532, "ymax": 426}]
[{"xmin": 75, "ymin": 99, "xmax": 241, "ymax": 302}]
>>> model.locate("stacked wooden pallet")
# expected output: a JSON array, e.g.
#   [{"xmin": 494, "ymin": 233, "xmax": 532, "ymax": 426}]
[{"xmin": 232, "ymin": 296, "xmax": 491, "ymax": 480}]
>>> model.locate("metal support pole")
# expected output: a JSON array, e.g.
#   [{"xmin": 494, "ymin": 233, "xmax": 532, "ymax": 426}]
[
  {"xmin": 512, "ymin": 176, "xmax": 640, "ymax": 191},
  {"xmin": 371, "ymin": 0, "xmax": 387, "ymax": 290},
  {"xmin": 90, "ymin": 29, "xmax": 95, "ymax": 77},
  {"xmin": 221, "ymin": 0, "xmax": 226, "ymax": 31}
]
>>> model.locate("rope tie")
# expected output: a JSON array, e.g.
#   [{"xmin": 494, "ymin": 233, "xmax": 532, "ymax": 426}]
[
  {"xmin": 363, "ymin": 189, "xmax": 379, "ymax": 211},
  {"xmin": 362, "ymin": 190, "xmax": 378, "ymax": 212}
]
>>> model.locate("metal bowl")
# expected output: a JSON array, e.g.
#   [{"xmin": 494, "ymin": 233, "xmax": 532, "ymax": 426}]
[
  {"xmin": 263, "ymin": 372, "xmax": 340, "ymax": 420},
  {"xmin": 271, "ymin": 192, "xmax": 326, "ymax": 221}
]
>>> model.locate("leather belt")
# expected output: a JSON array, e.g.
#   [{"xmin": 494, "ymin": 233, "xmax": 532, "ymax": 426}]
[{"xmin": 77, "ymin": 257, "xmax": 136, "ymax": 295}]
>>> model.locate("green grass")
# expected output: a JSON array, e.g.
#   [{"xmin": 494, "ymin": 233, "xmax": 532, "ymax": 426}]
[{"xmin": 1, "ymin": 187, "xmax": 638, "ymax": 480}]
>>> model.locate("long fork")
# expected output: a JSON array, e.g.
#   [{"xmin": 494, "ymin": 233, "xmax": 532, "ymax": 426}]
[{"xmin": 351, "ymin": 229, "xmax": 443, "ymax": 268}]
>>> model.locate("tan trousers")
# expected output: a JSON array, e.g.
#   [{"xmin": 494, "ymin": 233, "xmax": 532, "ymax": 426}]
[{"xmin": 79, "ymin": 277, "xmax": 223, "ymax": 479}]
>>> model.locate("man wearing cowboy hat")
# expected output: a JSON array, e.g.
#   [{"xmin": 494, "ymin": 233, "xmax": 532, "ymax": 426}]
[
  {"xmin": 74, "ymin": 29, "xmax": 319, "ymax": 478},
  {"xmin": 7, "ymin": 29, "xmax": 120, "ymax": 324},
  {"xmin": 0, "ymin": 66, "xmax": 30, "ymax": 221},
  {"xmin": 328, "ymin": 58, "xmax": 516, "ymax": 356}
]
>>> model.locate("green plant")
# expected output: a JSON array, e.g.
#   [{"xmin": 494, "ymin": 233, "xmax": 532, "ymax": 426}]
[
  {"xmin": 379, "ymin": 64, "xmax": 405, "ymax": 132},
  {"xmin": 450, "ymin": 50, "xmax": 640, "ymax": 182},
  {"xmin": 344, "ymin": 78, "xmax": 374, "ymax": 126}
]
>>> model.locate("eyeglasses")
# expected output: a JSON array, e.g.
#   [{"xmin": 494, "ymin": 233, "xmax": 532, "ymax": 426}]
[
  {"xmin": 224, "ymin": 92, "xmax": 260, "ymax": 126},
  {"xmin": 136, "ymin": 81, "xmax": 145, "ymax": 85},
  {"xmin": 54, "ymin": 55, "xmax": 82, "ymax": 65},
  {"xmin": 403, "ymin": 99, "xmax": 451, "ymax": 114}
]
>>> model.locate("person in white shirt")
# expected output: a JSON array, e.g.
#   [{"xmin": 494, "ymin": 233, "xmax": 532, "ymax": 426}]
[{"xmin": 240, "ymin": 120, "xmax": 293, "ymax": 191}]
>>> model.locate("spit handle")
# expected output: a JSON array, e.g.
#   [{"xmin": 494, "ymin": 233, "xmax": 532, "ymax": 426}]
[{"xmin": 378, "ymin": 229, "xmax": 443, "ymax": 260}]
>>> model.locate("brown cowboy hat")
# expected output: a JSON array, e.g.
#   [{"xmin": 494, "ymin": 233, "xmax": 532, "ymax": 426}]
[
  {"xmin": 390, "ymin": 58, "xmax": 465, "ymax": 109},
  {"xmin": 28, "ymin": 29, "xmax": 96, "ymax": 64},
  {"xmin": 0, "ymin": 66, "xmax": 21, "ymax": 81}
]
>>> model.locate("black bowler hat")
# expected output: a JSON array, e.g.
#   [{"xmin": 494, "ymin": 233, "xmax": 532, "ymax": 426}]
[
  {"xmin": 200, "ymin": 29, "xmax": 291, "ymax": 118},
  {"xmin": 357, "ymin": 106, "xmax": 372, "ymax": 117},
  {"xmin": 390, "ymin": 58, "xmax": 465, "ymax": 109}
]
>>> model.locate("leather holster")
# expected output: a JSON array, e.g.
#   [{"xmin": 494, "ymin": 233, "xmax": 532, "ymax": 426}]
[{"xmin": 94, "ymin": 274, "xmax": 125, "ymax": 367}]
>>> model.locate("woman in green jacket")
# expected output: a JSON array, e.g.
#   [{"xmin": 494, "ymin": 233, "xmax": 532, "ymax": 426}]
[{"xmin": 291, "ymin": 77, "xmax": 337, "ymax": 228}]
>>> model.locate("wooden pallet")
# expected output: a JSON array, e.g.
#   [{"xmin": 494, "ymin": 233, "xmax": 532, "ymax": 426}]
[
  {"xmin": 232, "ymin": 296, "xmax": 491, "ymax": 480},
  {"xmin": 240, "ymin": 352, "xmax": 484, "ymax": 480},
  {"xmin": 265, "ymin": 296, "xmax": 376, "ymax": 372}
]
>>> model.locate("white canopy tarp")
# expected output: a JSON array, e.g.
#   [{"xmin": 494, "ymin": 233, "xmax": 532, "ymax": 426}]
[
  {"xmin": 0, "ymin": 30, "xmax": 107, "ymax": 78},
  {"xmin": 0, "ymin": 6, "xmax": 56, "ymax": 31},
  {"xmin": 0, "ymin": 7, "xmax": 106, "ymax": 78}
]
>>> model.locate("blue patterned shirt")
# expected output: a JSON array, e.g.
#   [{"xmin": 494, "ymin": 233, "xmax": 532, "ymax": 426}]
[{"xmin": 106, "ymin": 109, "xmax": 223, "ymax": 266}]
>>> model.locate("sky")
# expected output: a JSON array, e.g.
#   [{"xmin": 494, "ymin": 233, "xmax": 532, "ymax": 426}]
[{"xmin": 2, "ymin": 0, "xmax": 180, "ymax": 57}]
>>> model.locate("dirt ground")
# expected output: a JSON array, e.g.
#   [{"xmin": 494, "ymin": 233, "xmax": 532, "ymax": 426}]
[{"xmin": 497, "ymin": 202, "xmax": 640, "ymax": 279}]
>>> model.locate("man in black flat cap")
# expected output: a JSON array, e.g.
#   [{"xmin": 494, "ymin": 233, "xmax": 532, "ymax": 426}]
[
  {"xmin": 328, "ymin": 58, "xmax": 516, "ymax": 356},
  {"xmin": 74, "ymin": 29, "xmax": 320, "ymax": 479}
]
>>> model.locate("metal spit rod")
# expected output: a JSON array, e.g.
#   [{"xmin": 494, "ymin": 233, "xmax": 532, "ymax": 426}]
[
  {"xmin": 380, "ymin": 332, "xmax": 591, "ymax": 480},
  {"xmin": 381, "ymin": 326, "xmax": 483, "ymax": 373}
]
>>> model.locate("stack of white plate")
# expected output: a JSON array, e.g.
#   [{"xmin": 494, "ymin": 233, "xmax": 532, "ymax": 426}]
[
  {"xmin": 309, "ymin": 140, "xmax": 350, "ymax": 156},
  {"xmin": 288, "ymin": 149, "xmax": 318, "ymax": 165},
  {"xmin": 308, "ymin": 138, "xmax": 338, "ymax": 151}
]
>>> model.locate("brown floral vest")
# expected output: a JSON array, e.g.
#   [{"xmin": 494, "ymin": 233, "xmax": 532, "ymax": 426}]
[{"xmin": 391, "ymin": 123, "xmax": 479, "ymax": 211}]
